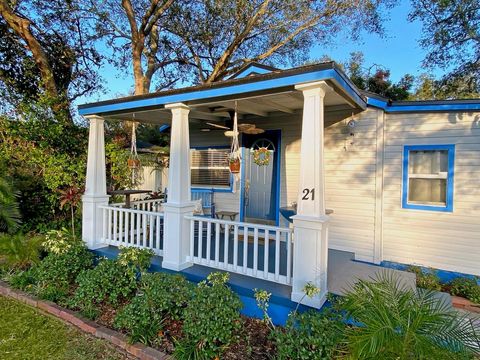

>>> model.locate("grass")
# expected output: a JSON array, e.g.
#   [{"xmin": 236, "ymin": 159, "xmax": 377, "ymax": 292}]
[{"xmin": 0, "ymin": 296, "xmax": 128, "ymax": 360}]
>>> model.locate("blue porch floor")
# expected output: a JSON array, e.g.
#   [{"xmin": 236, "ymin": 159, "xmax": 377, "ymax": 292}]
[{"xmin": 93, "ymin": 246, "xmax": 415, "ymax": 325}]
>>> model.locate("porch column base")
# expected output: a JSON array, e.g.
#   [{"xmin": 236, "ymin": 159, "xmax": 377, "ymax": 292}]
[
  {"xmin": 82, "ymin": 195, "xmax": 110, "ymax": 249},
  {"xmin": 291, "ymin": 214, "xmax": 329, "ymax": 309},
  {"xmin": 162, "ymin": 202, "xmax": 195, "ymax": 271}
]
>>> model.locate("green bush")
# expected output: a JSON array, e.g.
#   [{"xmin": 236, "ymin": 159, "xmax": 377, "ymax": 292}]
[
  {"xmin": 449, "ymin": 277, "xmax": 480, "ymax": 304},
  {"xmin": 7, "ymin": 267, "xmax": 38, "ymax": 292},
  {"xmin": 340, "ymin": 273, "xmax": 480, "ymax": 359},
  {"xmin": 175, "ymin": 272, "xmax": 242, "ymax": 359},
  {"xmin": 0, "ymin": 233, "xmax": 44, "ymax": 270},
  {"xmin": 274, "ymin": 309, "xmax": 346, "ymax": 360},
  {"xmin": 72, "ymin": 259, "xmax": 138, "ymax": 318},
  {"xmin": 114, "ymin": 273, "xmax": 194, "ymax": 344},
  {"xmin": 35, "ymin": 239, "xmax": 93, "ymax": 302},
  {"xmin": 117, "ymin": 246, "xmax": 154, "ymax": 272},
  {"xmin": 408, "ymin": 266, "xmax": 442, "ymax": 291}
]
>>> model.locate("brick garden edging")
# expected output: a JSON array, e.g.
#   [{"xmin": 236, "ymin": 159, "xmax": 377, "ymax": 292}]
[
  {"xmin": 451, "ymin": 295, "xmax": 480, "ymax": 314},
  {"xmin": 0, "ymin": 281, "xmax": 170, "ymax": 360}
]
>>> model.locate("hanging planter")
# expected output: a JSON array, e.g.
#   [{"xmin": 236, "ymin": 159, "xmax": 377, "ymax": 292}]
[
  {"xmin": 228, "ymin": 156, "xmax": 241, "ymax": 173},
  {"xmin": 127, "ymin": 158, "xmax": 141, "ymax": 169}
]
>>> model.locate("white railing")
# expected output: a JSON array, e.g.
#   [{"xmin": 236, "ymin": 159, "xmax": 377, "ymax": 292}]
[
  {"xmin": 100, "ymin": 205, "xmax": 164, "ymax": 256},
  {"xmin": 109, "ymin": 198, "xmax": 164, "ymax": 212},
  {"xmin": 185, "ymin": 216, "xmax": 293, "ymax": 285}
]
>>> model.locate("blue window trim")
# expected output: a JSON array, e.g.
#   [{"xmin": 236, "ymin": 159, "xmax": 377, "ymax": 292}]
[
  {"xmin": 190, "ymin": 145, "xmax": 234, "ymax": 193},
  {"xmin": 402, "ymin": 144, "xmax": 455, "ymax": 212}
]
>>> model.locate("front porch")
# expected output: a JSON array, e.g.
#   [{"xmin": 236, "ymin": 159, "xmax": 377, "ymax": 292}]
[{"xmin": 79, "ymin": 63, "xmax": 412, "ymax": 310}]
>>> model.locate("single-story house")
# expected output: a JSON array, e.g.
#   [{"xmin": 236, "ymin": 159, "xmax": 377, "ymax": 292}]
[{"xmin": 78, "ymin": 62, "xmax": 480, "ymax": 315}]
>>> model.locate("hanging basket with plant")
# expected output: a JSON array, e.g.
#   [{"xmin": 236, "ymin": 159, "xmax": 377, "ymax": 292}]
[{"xmin": 228, "ymin": 153, "xmax": 241, "ymax": 173}]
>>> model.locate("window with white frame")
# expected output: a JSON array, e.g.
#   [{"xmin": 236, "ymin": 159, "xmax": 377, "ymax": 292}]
[
  {"xmin": 190, "ymin": 148, "xmax": 231, "ymax": 188},
  {"xmin": 402, "ymin": 145, "xmax": 454, "ymax": 212}
]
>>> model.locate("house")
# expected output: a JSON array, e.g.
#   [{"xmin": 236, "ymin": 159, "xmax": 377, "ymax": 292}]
[{"xmin": 78, "ymin": 62, "xmax": 480, "ymax": 316}]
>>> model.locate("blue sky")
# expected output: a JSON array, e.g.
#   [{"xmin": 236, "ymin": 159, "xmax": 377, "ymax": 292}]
[{"xmin": 79, "ymin": 2, "xmax": 438, "ymax": 105}]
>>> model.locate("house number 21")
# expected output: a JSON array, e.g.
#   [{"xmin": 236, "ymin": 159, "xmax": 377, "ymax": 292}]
[{"xmin": 302, "ymin": 188, "xmax": 315, "ymax": 200}]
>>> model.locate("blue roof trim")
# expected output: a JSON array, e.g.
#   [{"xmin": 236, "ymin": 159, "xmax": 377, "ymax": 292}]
[
  {"xmin": 367, "ymin": 97, "xmax": 480, "ymax": 113},
  {"xmin": 230, "ymin": 65, "xmax": 273, "ymax": 79},
  {"xmin": 79, "ymin": 68, "xmax": 366, "ymax": 116}
]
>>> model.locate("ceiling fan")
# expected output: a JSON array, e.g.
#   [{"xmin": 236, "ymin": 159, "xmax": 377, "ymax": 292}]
[{"xmin": 200, "ymin": 110, "xmax": 265, "ymax": 136}]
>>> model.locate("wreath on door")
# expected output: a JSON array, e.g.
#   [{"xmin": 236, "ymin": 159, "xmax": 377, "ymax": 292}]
[{"xmin": 251, "ymin": 138, "xmax": 275, "ymax": 167}]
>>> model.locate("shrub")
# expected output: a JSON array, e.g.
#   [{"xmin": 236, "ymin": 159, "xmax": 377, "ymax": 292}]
[
  {"xmin": 7, "ymin": 267, "xmax": 38, "ymax": 291},
  {"xmin": 114, "ymin": 273, "xmax": 194, "ymax": 344},
  {"xmin": 175, "ymin": 272, "xmax": 242, "ymax": 359},
  {"xmin": 0, "ymin": 176, "xmax": 21, "ymax": 233},
  {"xmin": 340, "ymin": 273, "xmax": 480, "ymax": 359},
  {"xmin": 449, "ymin": 277, "xmax": 480, "ymax": 304},
  {"xmin": 274, "ymin": 309, "xmax": 346, "ymax": 360},
  {"xmin": 72, "ymin": 259, "xmax": 138, "ymax": 318},
  {"xmin": 408, "ymin": 265, "xmax": 442, "ymax": 291},
  {"xmin": 0, "ymin": 233, "xmax": 44, "ymax": 270},
  {"xmin": 117, "ymin": 246, "xmax": 154, "ymax": 272},
  {"xmin": 35, "ymin": 240, "xmax": 93, "ymax": 302}
]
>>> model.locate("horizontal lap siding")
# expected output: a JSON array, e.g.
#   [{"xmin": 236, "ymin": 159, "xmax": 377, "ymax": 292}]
[
  {"xmin": 324, "ymin": 108, "xmax": 380, "ymax": 262},
  {"xmin": 382, "ymin": 112, "xmax": 480, "ymax": 275}
]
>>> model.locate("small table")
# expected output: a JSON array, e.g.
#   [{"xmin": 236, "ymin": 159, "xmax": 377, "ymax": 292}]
[
  {"xmin": 215, "ymin": 211, "xmax": 239, "ymax": 221},
  {"xmin": 108, "ymin": 189, "xmax": 151, "ymax": 208}
]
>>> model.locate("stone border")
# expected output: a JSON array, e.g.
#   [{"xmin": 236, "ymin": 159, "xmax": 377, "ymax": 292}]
[
  {"xmin": 452, "ymin": 295, "xmax": 480, "ymax": 314},
  {"xmin": 0, "ymin": 281, "xmax": 170, "ymax": 360}
]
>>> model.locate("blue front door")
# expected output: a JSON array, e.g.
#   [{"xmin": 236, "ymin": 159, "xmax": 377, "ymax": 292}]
[{"xmin": 242, "ymin": 130, "xmax": 280, "ymax": 225}]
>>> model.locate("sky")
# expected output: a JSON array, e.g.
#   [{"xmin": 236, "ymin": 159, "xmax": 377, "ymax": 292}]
[{"xmin": 78, "ymin": 2, "xmax": 439, "ymax": 106}]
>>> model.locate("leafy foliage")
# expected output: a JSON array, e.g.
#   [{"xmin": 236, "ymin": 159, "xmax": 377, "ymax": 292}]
[
  {"xmin": 0, "ymin": 175, "xmax": 21, "ymax": 233},
  {"xmin": 35, "ymin": 233, "xmax": 93, "ymax": 302},
  {"xmin": 175, "ymin": 272, "xmax": 242, "ymax": 359},
  {"xmin": 0, "ymin": 233, "xmax": 44, "ymax": 270},
  {"xmin": 408, "ymin": 265, "xmax": 442, "ymax": 291},
  {"xmin": 117, "ymin": 246, "xmax": 154, "ymax": 273},
  {"xmin": 449, "ymin": 277, "xmax": 480, "ymax": 305},
  {"xmin": 410, "ymin": 0, "xmax": 480, "ymax": 97},
  {"xmin": 72, "ymin": 258, "xmax": 138, "ymax": 318},
  {"xmin": 274, "ymin": 309, "xmax": 346, "ymax": 360},
  {"xmin": 340, "ymin": 273, "xmax": 480, "ymax": 359},
  {"xmin": 114, "ymin": 273, "xmax": 194, "ymax": 344}
]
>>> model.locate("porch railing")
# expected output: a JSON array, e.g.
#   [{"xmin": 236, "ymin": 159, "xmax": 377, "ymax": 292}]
[
  {"xmin": 109, "ymin": 198, "xmax": 164, "ymax": 212},
  {"xmin": 100, "ymin": 205, "xmax": 164, "ymax": 256},
  {"xmin": 185, "ymin": 216, "xmax": 293, "ymax": 286}
]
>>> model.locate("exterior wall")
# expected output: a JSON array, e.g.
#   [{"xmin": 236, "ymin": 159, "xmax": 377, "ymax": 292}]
[
  {"xmin": 184, "ymin": 108, "xmax": 480, "ymax": 276},
  {"xmin": 324, "ymin": 108, "xmax": 381, "ymax": 262},
  {"xmin": 381, "ymin": 111, "xmax": 480, "ymax": 276}
]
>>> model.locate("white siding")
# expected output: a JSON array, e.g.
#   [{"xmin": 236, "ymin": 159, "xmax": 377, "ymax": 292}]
[
  {"xmin": 324, "ymin": 108, "xmax": 381, "ymax": 262},
  {"xmin": 382, "ymin": 112, "xmax": 480, "ymax": 275}
]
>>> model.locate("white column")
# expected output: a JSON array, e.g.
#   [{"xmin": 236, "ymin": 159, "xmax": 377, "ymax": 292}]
[
  {"xmin": 291, "ymin": 81, "xmax": 331, "ymax": 308},
  {"xmin": 162, "ymin": 103, "xmax": 195, "ymax": 271},
  {"xmin": 82, "ymin": 115, "xmax": 109, "ymax": 249}
]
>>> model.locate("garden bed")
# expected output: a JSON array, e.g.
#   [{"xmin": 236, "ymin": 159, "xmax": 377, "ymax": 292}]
[{"xmin": 1, "ymin": 231, "xmax": 479, "ymax": 360}]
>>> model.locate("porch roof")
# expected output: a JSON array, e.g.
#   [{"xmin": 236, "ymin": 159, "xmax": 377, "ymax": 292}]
[{"xmin": 78, "ymin": 61, "xmax": 366, "ymax": 119}]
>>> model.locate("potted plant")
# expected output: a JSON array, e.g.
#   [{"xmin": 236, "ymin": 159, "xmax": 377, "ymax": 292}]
[
  {"xmin": 227, "ymin": 153, "xmax": 241, "ymax": 173},
  {"xmin": 127, "ymin": 158, "xmax": 140, "ymax": 169}
]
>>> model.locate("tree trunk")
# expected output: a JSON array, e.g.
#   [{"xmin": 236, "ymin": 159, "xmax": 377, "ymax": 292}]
[{"xmin": 0, "ymin": 0, "xmax": 58, "ymax": 98}]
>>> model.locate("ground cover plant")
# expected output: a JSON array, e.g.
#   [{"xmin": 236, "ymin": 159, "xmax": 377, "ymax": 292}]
[{"xmin": 0, "ymin": 295, "xmax": 127, "ymax": 360}]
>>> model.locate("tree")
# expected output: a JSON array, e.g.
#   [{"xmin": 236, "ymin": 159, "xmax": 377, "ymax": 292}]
[
  {"xmin": 0, "ymin": 0, "xmax": 103, "ymax": 121},
  {"xmin": 344, "ymin": 52, "xmax": 414, "ymax": 100},
  {"xmin": 91, "ymin": 0, "xmax": 189, "ymax": 95},
  {"xmin": 410, "ymin": 0, "xmax": 480, "ymax": 97},
  {"xmin": 170, "ymin": 0, "xmax": 398, "ymax": 84},
  {"xmin": 95, "ymin": 0, "xmax": 397, "ymax": 92}
]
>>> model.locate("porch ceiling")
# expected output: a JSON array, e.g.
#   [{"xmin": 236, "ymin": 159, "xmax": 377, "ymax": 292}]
[{"xmin": 102, "ymin": 87, "xmax": 358, "ymax": 125}]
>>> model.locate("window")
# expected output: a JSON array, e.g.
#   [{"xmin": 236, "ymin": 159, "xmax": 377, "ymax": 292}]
[
  {"xmin": 190, "ymin": 148, "xmax": 231, "ymax": 189},
  {"xmin": 402, "ymin": 145, "xmax": 455, "ymax": 212}
]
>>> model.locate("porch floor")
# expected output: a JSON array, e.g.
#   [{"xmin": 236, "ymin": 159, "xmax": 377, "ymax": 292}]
[{"xmin": 93, "ymin": 245, "xmax": 415, "ymax": 324}]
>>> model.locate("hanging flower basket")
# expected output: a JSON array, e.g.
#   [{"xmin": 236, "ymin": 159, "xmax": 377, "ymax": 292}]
[
  {"xmin": 229, "ymin": 158, "xmax": 241, "ymax": 173},
  {"xmin": 253, "ymin": 147, "xmax": 271, "ymax": 166},
  {"xmin": 127, "ymin": 158, "xmax": 141, "ymax": 169}
]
